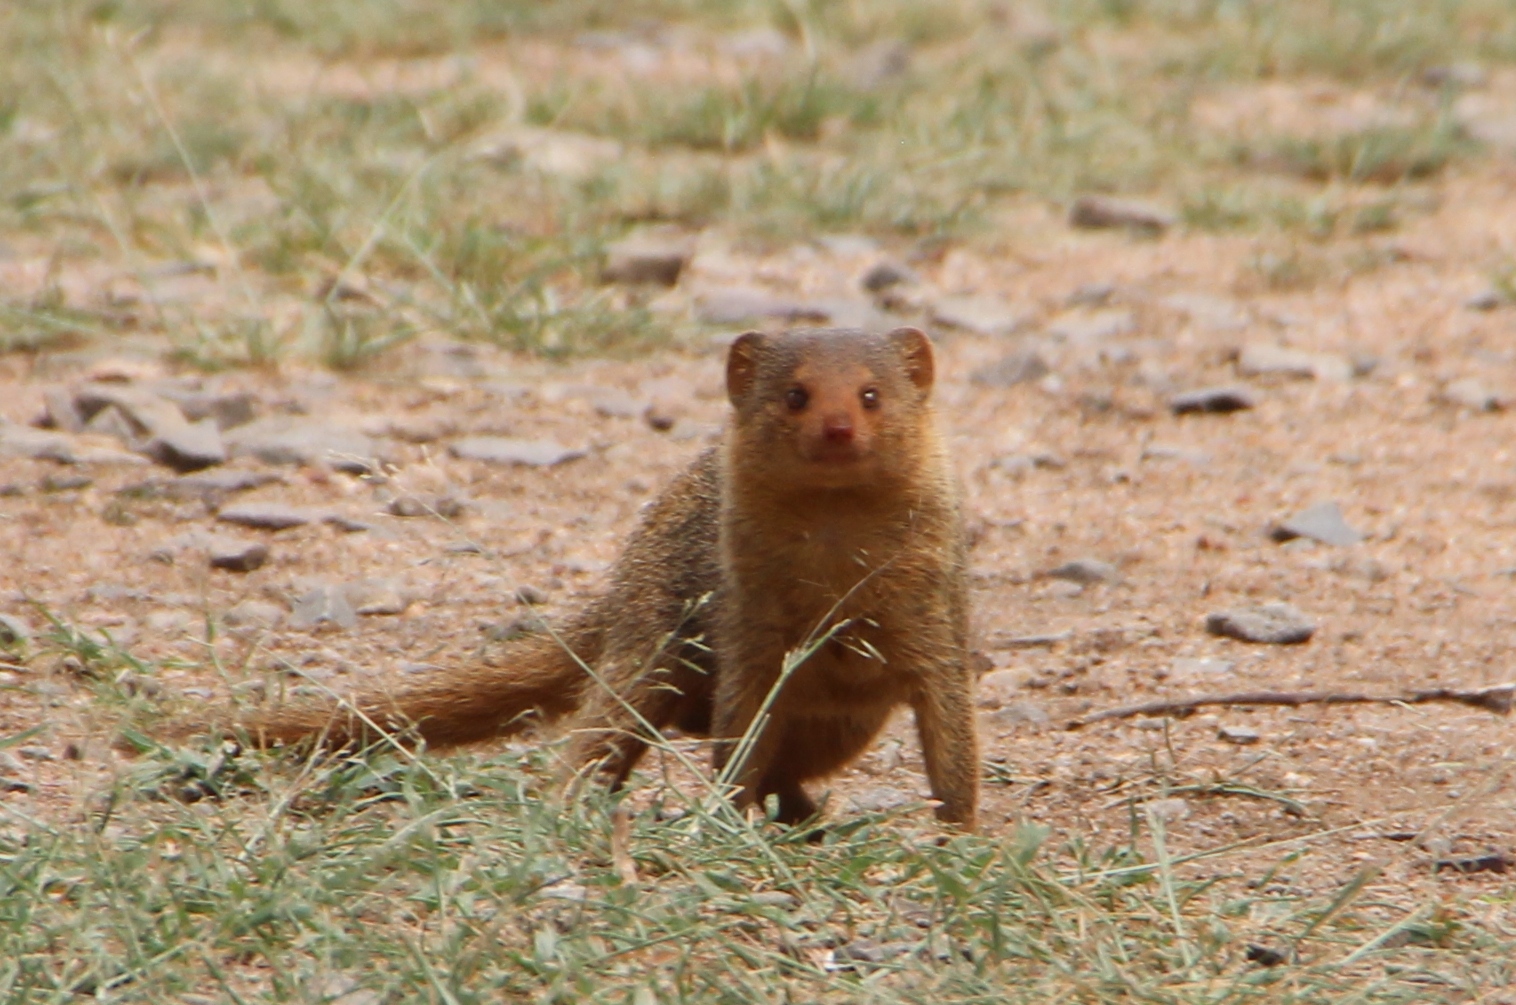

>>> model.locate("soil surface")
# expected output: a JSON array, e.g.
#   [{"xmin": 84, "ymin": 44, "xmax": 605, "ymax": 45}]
[{"xmin": 3, "ymin": 163, "xmax": 1516, "ymax": 922}]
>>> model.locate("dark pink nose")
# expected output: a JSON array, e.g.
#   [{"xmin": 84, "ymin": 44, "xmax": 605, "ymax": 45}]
[{"xmin": 822, "ymin": 415, "xmax": 854, "ymax": 443}]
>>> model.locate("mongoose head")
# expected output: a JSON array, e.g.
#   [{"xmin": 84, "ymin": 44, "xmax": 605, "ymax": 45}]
[{"xmin": 725, "ymin": 326, "xmax": 936, "ymax": 489}]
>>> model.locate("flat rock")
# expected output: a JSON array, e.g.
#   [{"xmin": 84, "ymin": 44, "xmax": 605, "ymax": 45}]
[
  {"xmin": 1272, "ymin": 501, "xmax": 1364, "ymax": 547},
  {"xmin": 845, "ymin": 785, "xmax": 917, "ymax": 813},
  {"xmin": 601, "ymin": 231, "xmax": 694, "ymax": 286},
  {"xmin": 1141, "ymin": 443, "xmax": 1212, "ymax": 466},
  {"xmin": 970, "ymin": 350, "xmax": 1051, "ymax": 387},
  {"xmin": 983, "ymin": 701, "xmax": 1052, "ymax": 731},
  {"xmin": 290, "ymin": 585, "xmax": 358, "ymax": 631},
  {"xmin": 1206, "ymin": 603, "xmax": 1316, "ymax": 645},
  {"xmin": 0, "ymin": 614, "xmax": 30, "ymax": 650},
  {"xmin": 217, "ymin": 502, "xmax": 315, "ymax": 530},
  {"xmin": 929, "ymin": 295, "xmax": 1030, "ymax": 337},
  {"xmin": 1441, "ymin": 377, "xmax": 1503, "ymax": 412},
  {"xmin": 42, "ymin": 387, "xmax": 85, "ymax": 432},
  {"xmin": 1464, "ymin": 288, "xmax": 1504, "ymax": 311},
  {"xmin": 1047, "ymin": 557, "xmax": 1119, "ymax": 585},
  {"xmin": 1069, "ymin": 195, "xmax": 1175, "ymax": 233},
  {"xmin": 223, "ymin": 416, "xmax": 378, "ymax": 473},
  {"xmin": 1171, "ymin": 385, "xmax": 1257, "ymax": 414},
  {"xmin": 341, "ymin": 577, "xmax": 411, "ymax": 616},
  {"xmin": 1045, "ymin": 307, "xmax": 1135, "ymax": 344},
  {"xmin": 860, "ymin": 260, "xmax": 917, "ymax": 292},
  {"xmin": 150, "ymin": 384, "xmax": 259, "ymax": 429},
  {"xmin": 147, "ymin": 417, "xmax": 226, "ymax": 472},
  {"xmin": 693, "ymin": 288, "xmax": 830, "ymax": 325},
  {"xmin": 0, "ymin": 424, "xmax": 76, "ymax": 463},
  {"xmin": 1170, "ymin": 657, "xmax": 1234, "ymax": 677},
  {"xmin": 207, "ymin": 537, "xmax": 270, "ymax": 572},
  {"xmin": 164, "ymin": 469, "xmax": 282, "ymax": 499},
  {"xmin": 450, "ymin": 437, "xmax": 585, "ymax": 467},
  {"xmin": 1217, "ymin": 724, "xmax": 1262, "ymax": 745},
  {"xmin": 224, "ymin": 600, "xmax": 285, "ymax": 631},
  {"xmin": 1238, "ymin": 344, "xmax": 1352, "ymax": 381}
]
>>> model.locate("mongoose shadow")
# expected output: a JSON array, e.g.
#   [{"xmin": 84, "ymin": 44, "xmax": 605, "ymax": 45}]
[{"xmin": 236, "ymin": 326, "xmax": 979, "ymax": 831}]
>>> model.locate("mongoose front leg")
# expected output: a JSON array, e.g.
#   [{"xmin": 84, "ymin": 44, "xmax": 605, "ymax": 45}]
[{"xmin": 911, "ymin": 666, "xmax": 979, "ymax": 831}]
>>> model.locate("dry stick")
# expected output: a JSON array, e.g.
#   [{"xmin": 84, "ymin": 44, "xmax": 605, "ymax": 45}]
[{"xmin": 1069, "ymin": 683, "xmax": 1516, "ymax": 729}]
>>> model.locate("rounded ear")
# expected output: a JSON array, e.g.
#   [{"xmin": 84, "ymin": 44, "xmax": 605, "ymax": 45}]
[
  {"xmin": 726, "ymin": 331, "xmax": 766, "ymax": 406},
  {"xmin": 887, "ymin": 326, "xmax": 935, "ymax": 393}
]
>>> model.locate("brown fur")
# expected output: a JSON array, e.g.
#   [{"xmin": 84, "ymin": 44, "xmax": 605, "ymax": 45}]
[{"xmin": 235, "ymin": 326, "xmax": 978, "ymax": 830}]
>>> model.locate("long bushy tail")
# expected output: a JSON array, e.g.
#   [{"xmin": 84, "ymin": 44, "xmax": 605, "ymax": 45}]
[{"xmin": 230, "ymin": 621, "xmax": 603, "ymax": 751}]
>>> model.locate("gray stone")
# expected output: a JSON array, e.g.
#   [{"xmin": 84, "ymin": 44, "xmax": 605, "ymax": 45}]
[
  {"xmin": 147, "ymin": 417, "xmax": 226, "ymax": 472},
  {"xmin": 693, "ymin": 288, "xmax": 829, "ymax": 325},
  {"xmin": 1206, "ymin": 603, "xmax": 1316, "ymax": 645},
  {"xmin": 860, "ymin": 260, "xmax": 917, "ymax": 292},
  {"xmin": 341, "ymin": 578, "xmax": 410, "ymax": 616},
  {"xmin": 217, "ymin": 502, "xmax": 315, "ymax": 530},
  {"xmin": 1441, "ymin": 377, "xmax": 1502, "ymax": 412},
  {"xmin": 223, "ymin": 416, "xmax": 378, "ymax": 473},
  {"xmin": 290, "ymin": 586, "xmax": 358, "ymax": 631},
  {"xmin": 207, "ymin": 537, "xmax": 269, "ymax": 573},
  {"xmin": 970, "ymin": 350, "xmax": 1051, "ymax": 387},
  {"xmin": 1465, "ymin": 288, "xmax": 1504, "ymax": 311},
  {"xmin": 42, "ymin": 387, "xmax": 85, "ymax": 432},
  {"xmin": 1069, "ymin": 195, "xmax": 1175, "ymax": 233},
  {"xmin": 929, "ymin": 295, "xmax": 1030, "ymax": 337},
  {"xmin": 1145, "ymin": 797, "xmax": 1190, "ymax": 823},
  {"xmin": 845, "ymin": 786, "xmax": 916, "ymax": 813},
  {"xmin": 1047, "ymin": 558, "xmax": 1118, "ymax": 585},
  {"xmin": 1066, "ymin": 282, "xmax": 1116, "ymax": 307},
  {"xmin": 1272, "ymin": 501, "xmax": 1363, "ymax": 547},
  {"xmin": 0, "ymin": 424, "xmax": 77, "ymax": 463},
  {"xmin": 1217, "ymin": 724, "xmax": 1262, "ymax": 745},
  {"xmin": 1170, "ymin": 657, "xmax": 1234, "ymax": 677},
  {"xmin": 224, "ymin": 600, "xmax": 285, "ymax": 631},
  {"xmin": 1045, "ymin": 307, "xmax": 1135, "ymax": 344},
  {"xmin": 1141, "ymin": 443, "xmax": 1211, "ymax": 466},
  {"xmin": 83, "ymin": 404, "xmax": 139, "ymax": 442},
  {"xmin": 0, "ymin": 614, "xmax": 30, "ymax": 650},
  {"xmin": 151, "ymin": 384, "xmax": 259, "ymax": 429},
  {"xmin": 984, "ymin": 701, "xmax": 1052, "ymax": 731},
  {"xmin": 450, "ymin": 437, "xmax": 586, "ymax": 467},
  {"xmin": 1238, "ymin": 344, "xmax": 1352, "ymax": 381},
  {"xmin": 164, "ymin": 469, "xmax": 281, "ymax": 499},
  {"xmin": 601, "ymin": 232, "xmax": 693, "ymax": 286},
  {"xmin": 1170, "ymin": 385, "xmax": 1257, "ymax": 415},
  {"xmin": 387, "ymin": 493, "xmax": 465, "ymax": 519}
]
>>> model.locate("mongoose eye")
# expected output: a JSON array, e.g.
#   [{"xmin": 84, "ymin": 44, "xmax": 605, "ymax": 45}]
[
  {"xmin": 784, "ymin": 387, "xmax": 809, "ymax": 411},
  {"xmin": 860, "ymin": 387, "xmax": 880, "ymax": 410}
]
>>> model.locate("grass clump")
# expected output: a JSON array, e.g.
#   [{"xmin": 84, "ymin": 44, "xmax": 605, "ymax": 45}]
[{"xmin": 1, "ymin": 725, "xmax": 1507, "ymax": 1003}]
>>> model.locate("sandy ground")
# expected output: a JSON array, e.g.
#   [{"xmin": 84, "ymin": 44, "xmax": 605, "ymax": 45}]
[{"xmin": 2, "ymin": 162, "xmax": 1515, "ymax": 929}]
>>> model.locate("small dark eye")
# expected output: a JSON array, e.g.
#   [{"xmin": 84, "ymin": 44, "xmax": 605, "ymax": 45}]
[
  {"xmin": 860, "ymin": 388, "xmax": 880, "ymax": 409},
  {"xmin": 785, "ymin": 387, "xmax": 809, "ymax": 411}
]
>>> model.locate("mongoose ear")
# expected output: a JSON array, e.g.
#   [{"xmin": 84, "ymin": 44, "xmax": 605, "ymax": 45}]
[
  {"xmin": 887, "ymin": 326, "xmax": 935, "ymax": 393},
  {"xmin": 726, "ymin": 331, "xmax": 766, "ymax": 405}
]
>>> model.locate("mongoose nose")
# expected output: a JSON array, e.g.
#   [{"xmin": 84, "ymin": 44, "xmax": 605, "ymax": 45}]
[{"xmin": 822, "ymin": 415, "xmax": 855, "ymax": 443}]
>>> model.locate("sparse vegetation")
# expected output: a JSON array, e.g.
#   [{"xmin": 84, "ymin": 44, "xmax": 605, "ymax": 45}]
[{"xmin": 5, "ymin": 0, "xmax": 1516, "ymax": 363}]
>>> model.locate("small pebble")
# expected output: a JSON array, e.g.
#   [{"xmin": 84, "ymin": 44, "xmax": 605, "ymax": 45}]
[
  {"xmin": 1217, "ymin": 724, "xmax": 1262, "ymax": 745},
  {"xmin": 1170, "ymin": 386, "xmax": 1257, "ymax": 415},
  {"xmin": 1206, "ymin": 603, "xmax": 1316, "ymax": 645}
]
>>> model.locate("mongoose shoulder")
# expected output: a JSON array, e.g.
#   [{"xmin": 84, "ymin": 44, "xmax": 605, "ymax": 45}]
[{"xmin": 241, "ymin": 325, "xmax": 978, "ymax": 830}]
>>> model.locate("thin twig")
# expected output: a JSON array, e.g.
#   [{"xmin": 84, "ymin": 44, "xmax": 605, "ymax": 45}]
[{"xmin": 1069, "ymin": 684, "xmax": 1516, "ymax": 729}]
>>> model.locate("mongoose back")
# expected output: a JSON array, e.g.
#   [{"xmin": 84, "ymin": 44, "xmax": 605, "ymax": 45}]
[{"xmin": 243, "ymin": 326, "xmax": 978, "ymax": 830}]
